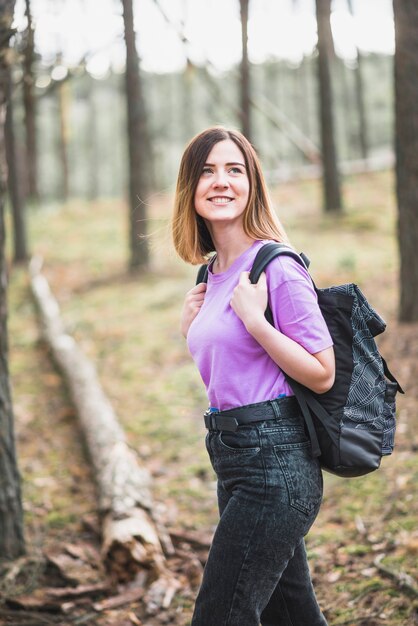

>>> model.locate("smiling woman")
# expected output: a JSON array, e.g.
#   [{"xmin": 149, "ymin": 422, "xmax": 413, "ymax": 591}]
[{"xmin": 171, "ymin": 126, "xmax": 334, "ymax": 625}]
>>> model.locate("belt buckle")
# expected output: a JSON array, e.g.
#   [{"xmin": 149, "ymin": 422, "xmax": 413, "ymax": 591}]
[{"xmin": 204, "ymin": 409, "xmax": 218, "ymax": 431}]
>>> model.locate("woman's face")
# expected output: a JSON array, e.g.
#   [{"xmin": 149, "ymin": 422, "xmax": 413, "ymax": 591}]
[{"xmin": 194, "ymin": 139, "xmax": 250, "ymax": 227}]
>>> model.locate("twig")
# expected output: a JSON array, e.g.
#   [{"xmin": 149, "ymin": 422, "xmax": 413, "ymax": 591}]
[
  {"xmin": 0, "ymin": 608, "xmax": 60, "ymax": 625},
  {"xmin": 331, "ymin": 614, "xmax": 381, "ymax": 626},
  {"xmin": 374, "ymin": 553, "xmax": 418, "ymax": 598},
  {"xmin": 70, "ymin": 612, "xmax": 102, "ymax": 625},
  {"xmin": 92, "ymin": 586, "xmax": 144, "ymax": 612}
]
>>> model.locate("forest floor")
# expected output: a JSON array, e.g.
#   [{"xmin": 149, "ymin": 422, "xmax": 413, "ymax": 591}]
[{"xmin": 1, "ymin": 170, "xmax": 418, "ymax": 626}]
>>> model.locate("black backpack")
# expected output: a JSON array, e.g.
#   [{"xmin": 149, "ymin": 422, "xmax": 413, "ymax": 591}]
[{"xmin": 196, "ymin": 242, "xmax": 404, "ymax": 478}]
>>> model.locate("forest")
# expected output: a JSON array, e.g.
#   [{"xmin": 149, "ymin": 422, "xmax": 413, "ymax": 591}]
[{"xmin": 0, "ymin": 0, "xmax": 417, "ymax": 625}]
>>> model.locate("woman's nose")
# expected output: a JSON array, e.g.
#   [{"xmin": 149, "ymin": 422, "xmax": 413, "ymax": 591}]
[{"xmin": 213, "ymin": 171, "xmax": 229, "ymax": 187}]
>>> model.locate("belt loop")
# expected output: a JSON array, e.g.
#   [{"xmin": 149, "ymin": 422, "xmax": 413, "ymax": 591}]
[{"xmin": 271, "ymin": 399, "xmax": 281, "ymax": 420}]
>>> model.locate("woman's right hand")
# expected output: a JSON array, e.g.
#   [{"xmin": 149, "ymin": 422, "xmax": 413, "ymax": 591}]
[{"xmin": 180, "ymin": 282, "xmax": 207, "ymax": 338}]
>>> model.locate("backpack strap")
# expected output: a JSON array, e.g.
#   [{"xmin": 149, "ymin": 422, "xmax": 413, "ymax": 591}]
[
  {"xmin": 196, "ymin": 263, "xmax": 209, "ymax": 285},
  {"xmin": 196, "ymin": 243, "xmax": 309, "ymax": 287},
  {"xmin": 249, "ymin": 243, "xmax": 310, "ymax": 326},
  {"xmin": 382, "ymin": 357, "xmax": 404, "ymax": 394},
  {"xmin": 249, "ymin": 242, "xmax": 309, "ymax": 285},
  {"xmin": 287, "ymin": 378, "xmax": 338, "ymax": 458}
]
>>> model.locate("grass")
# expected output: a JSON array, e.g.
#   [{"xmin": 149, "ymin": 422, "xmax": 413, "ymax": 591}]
[{"xmin": 7, "ymin": 169, "xmax": 418, "ymax": 625}]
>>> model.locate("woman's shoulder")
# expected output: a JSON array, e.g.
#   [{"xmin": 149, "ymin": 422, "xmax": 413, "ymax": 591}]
[{"xmin": 259, "ymin": 243, "xmax": 311, "ymax": 289}]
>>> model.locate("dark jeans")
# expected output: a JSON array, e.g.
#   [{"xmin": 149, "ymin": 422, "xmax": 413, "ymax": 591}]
[{"xmin": 192, "ymin": 412, "xmax": 328, "ymax": 626}]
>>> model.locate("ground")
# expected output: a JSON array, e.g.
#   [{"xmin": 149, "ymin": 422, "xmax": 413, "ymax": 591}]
[{"xmin": 1, "ymin": 170, "xmax": 417, "ymax": 625}]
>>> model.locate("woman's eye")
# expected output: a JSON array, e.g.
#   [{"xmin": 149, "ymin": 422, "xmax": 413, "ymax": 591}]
[
  {"xmin": 202, "ymin": 167, "xmax": 213, "ymax": 175},
  {"xmin": 229, "ymin": 167, "xmax": 242, "ymax": 174}
]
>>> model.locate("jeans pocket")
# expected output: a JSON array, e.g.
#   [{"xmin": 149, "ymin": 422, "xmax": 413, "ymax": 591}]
[
  {"xmin": 218, "ymin": 430, "xmax": 260, "ymax": 454},
  {"xmin": 274, "ymin": 441, "xmax": 323, "ymax": 516}
]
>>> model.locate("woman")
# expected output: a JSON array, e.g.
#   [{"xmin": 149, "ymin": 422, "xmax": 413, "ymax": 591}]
[{"xmin": 172, "ymin": 126, "xmax": 334, "ymax": 626}]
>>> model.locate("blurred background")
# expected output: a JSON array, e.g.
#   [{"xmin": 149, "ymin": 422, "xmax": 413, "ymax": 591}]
[{"xmin": 9, "ymin": 0, "xmax": 395, "ymax": 200}]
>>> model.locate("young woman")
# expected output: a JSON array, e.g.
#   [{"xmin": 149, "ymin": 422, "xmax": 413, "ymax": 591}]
[{"xmin": 172, "ymin": 126, "xmax": 334, "ymax": 626}]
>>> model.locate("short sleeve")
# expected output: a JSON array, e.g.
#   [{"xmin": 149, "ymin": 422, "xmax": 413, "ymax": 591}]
[{"xmin": 265, "ymin": 256, "xmax": 333, "ymax": 354}]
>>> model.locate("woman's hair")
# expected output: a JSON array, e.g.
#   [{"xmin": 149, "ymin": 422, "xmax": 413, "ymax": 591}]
[{"xmin": 172, "ymin": 126, "xmax": 289, "ymax": 264}]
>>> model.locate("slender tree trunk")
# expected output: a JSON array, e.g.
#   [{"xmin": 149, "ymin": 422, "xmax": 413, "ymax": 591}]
[
  {"xmin": 5, "ymin": 70, "xmax": 28, "ymax": 262},
  {"xmin": 393, "ymin": 0, "xmax": 418, "ymax": 322},
  {"xmin": 182, "ymin": 59, "xmax": 195, "ymax": 143},
  {"xmin": 300, "ymin": 56, "xmax": 312, "ymax": 140},
  {"xmin": 239, "ymin": 0, "xmax": 251, "ymax": 141},
  {"xmin": 57, "ymin": 78, "xmax": 69, "ymax": 201},
  {"xmin": 23, "ymin": 0, "xmax": 38, "ymax": 202},
  {"xmin": 353, "ymin": 52, "xmax": 368, "ymax": 160},
  {"xmin": 180, "ymin": 0, "xmax": 195, "ymax": 143},
  {"xmin": 121, "ymin": 0, "xmax": 149, "ymax": 271},
  {"xmin": 87, "ymin": 78, "xmax": 99, "ymax": 201},
  {"xmin": 315, "ymin": 0, "xmax": 342, "ymax": 212},
  {"xmin": 347, "ymin": 0, "xmax": 369, "ymax": 160},
  {"xmin": 0, "ymin": 0, "xmax": 26, "ymax": 559},
  {"xmin": 338, "ymin": 58, "xmax": 353, "ymax": 159}
]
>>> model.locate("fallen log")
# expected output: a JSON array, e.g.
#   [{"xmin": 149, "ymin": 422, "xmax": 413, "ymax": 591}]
[{"xmin": 29, "ymin": 258, "xmax": 175, "ymax": 595}]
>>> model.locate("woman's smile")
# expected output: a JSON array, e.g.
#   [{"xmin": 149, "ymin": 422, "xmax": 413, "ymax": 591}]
[{"xmin": 208, "ymin": 195, "xmax": 234, "ymax": 205}]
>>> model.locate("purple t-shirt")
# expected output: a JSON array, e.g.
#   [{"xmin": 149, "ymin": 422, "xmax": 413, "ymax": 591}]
[{"xmin": 187, "ymin": 240, "xmax": 333, "ymax": 411}]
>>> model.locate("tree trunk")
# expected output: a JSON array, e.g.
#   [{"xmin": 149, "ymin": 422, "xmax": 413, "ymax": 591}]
[
  {"xmin": 57, "ymin": 78, "xmax": 69, "ymax": 201},
  {"xmin": 347, "ymin": 0, "xmax": 369, "ymax": 160},
  {"xmin": 29, "ymin": 259, "xmax": 179, "ymax": 597},
  {"xmin": 393, "ymin": 0, "xmax": 418, "ymax": 322},
  {"xmin": 23, "ymin": 0, "xmax": 38, "ymax": 202},
  {"xmin": 121, "ymin": 0, "xmax": 149, "ymax": 272},
  {"xmin": 315, "ymin": 0, "xmax": 342, "ymax": 213},
  {"xmin": 182, "ymin": 59, "xmax": 195, "ymax": 143},
  {"xmin": 5, "ymin": 69, "xmax": 28, "ymax": 262},
  {"xmin": 87, "ymin": 77, "xmax": 99, "ymax": 201},
  {"xmin": 239, "ymin": 0, "xmax": 251, "ymax": 141},
  {"xmin": 0, "ymin": 0, "xmax": 26, "ymax": 559}
]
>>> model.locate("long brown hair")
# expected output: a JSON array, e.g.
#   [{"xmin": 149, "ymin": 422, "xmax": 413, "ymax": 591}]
[{"xmin": 172, "ymin": 126, "xmax": 289, "ymax": 264}]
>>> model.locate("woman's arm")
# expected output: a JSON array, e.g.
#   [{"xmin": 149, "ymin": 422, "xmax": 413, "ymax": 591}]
[{"xmin": 230, "ymin": 271, "xmax": 335, "ymax": 394}]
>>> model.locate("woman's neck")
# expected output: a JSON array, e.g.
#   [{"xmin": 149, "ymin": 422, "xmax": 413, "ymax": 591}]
[{"xmin": 211, "ymin": 230, "xmax": 256, "ymax": 274}]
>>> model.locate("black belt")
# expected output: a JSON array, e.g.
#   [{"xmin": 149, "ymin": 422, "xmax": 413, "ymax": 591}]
[{"xmin": 204, "ymin": 397, "xmax": 300, "ymax": 432}]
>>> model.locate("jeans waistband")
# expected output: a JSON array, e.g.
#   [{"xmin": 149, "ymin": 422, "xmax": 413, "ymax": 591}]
[{"xmin": 204, "ymin": 396, "xmax": 300, "ymax": 432}]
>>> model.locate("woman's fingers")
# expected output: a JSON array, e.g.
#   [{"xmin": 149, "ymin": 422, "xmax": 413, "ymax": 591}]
[
  {"xmin": 187, "ymin": 282, "xmax": 207, "ymax": 305},
  {"xmin": 181, "ymin": 282, "xmax": 207, "ymax": 338},
  {"xmin": 239, "ymin": 270, "xmax": 251, "ymax": 284}
]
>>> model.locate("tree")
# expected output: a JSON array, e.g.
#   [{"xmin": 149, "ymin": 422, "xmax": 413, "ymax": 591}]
[
  {"xmin": 315, "ymin": 0, "xmax": 342, "ymax": 213},
  {"xmin": 121, "ymin": 0, "xmax": 149, "ymax": 271},
  {"xmin": 87, "ymin": 77, "xmax": 99, "ymax": 201},
  {"xmin": 57, "ymin": 72, "xmax": 70, "ymax": 201},
  {"xmin": 239, "ymin": 0, "xmax": 251, "ymax": 141},
  {"xmin": 346, "ymin": 0, "xmax": 369, "ymax": 160},
  {"xmin": 393, "ymin": 0, "xmax": 418, "ymax": 321},
  {"xmin": 5, "ymin": 65, "xmax": 28, "ymax": 262},
  {"xmin": 0, "ymin": 0, "xmax": 26, "ymax": 559},
  {"xmin": 22, "ymin": 0, "xmax": 38, "ymax": 202}
]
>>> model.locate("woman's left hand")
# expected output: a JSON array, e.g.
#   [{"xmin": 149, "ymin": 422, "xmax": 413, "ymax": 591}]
[{"xmin": 230, "ymin": 271, "xmax": 268, "ymax": 330}]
